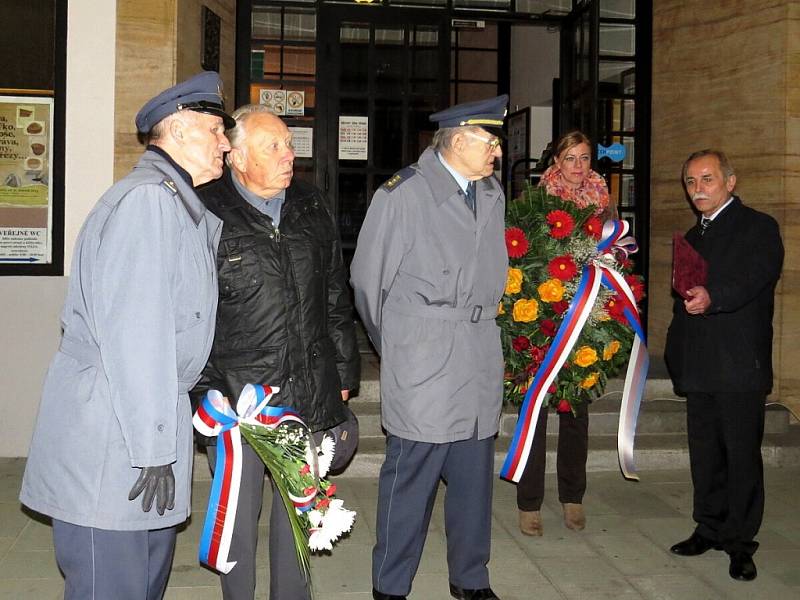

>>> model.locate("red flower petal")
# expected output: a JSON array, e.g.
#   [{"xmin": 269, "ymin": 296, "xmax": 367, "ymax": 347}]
[
  {"xmin": 552, "ymin": 300, "xmax": 569, "ymax": 315},
  {"xmin": 505, "ymin": 227, "xmax": 530, "ymax": 258},
  {"xmin": 540, "ymin": 318, "xmax": 557, "ymax": 337},
  {"xmin": 546, "ymin": 210, "xmax": 575, "ymax": 239},
  {"xmin": 583, "ymin": 216, "xmax": 603, "ymax": 240},
  {"xmin": 547, "ymin": 255, "xmax": 578, "ymax": 281},
  {"xmin": 512, "ymin": 335, "xmax": 531, "ymax": 352},
  {"xmin": 555, "ymin": 399, "xmax": 571, "ymax": 413}
]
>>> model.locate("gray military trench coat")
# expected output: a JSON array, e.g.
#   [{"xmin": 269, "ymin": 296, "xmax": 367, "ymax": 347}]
[
  {"xmin": 350, "ymin": 147, "xmax": 508, "ymax": 443},
  {"xmin": 20, "ymin": 150, "xmax": 221, "ymax": 530}
]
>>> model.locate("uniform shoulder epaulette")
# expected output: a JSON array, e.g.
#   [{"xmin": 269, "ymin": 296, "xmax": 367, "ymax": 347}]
[
  {"xmin": 160, "ymin": 178, "xmax": 178, "ymax": 195},
  {"xmin": 381, "ymin": 166, "xmax": 415, "ymax": 193}
]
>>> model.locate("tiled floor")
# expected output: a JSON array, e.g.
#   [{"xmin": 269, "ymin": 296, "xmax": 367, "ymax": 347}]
[{"xmin": 2, "ymin": 458, "xmax": 799, "ymax": 599}]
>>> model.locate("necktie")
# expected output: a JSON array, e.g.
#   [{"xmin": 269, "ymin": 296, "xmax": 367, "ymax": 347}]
[
  {"xmin": 465, "ymin": 181, "xmax": 476, "ymax": 218},
  {"xmin": 700, "ymin": 217, "xmax": 711, "ymax": 235}
]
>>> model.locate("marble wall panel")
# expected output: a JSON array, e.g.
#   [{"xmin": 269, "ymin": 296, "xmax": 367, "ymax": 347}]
[
  {"xmin": 176, "ymin": 0, "xmax": 236, "ymax": 103},
  {"xmin": 114, "ymin": 0, "xmax": 236, "ymax": 180},
  {"xmin": 650, "ymin": 1, "xmax": 797, "ymax": 415},
  {"xmin": 778, "ymin": 3, "xmax": 800, "ymax": 415},
  {"xmin": 115, "ymin": 0, "xmax": 177, "ymax": 179}
]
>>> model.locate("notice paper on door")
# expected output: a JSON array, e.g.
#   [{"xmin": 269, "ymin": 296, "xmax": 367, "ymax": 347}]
[{"xmin": 338, "ymin": 116, "xmax": 368, "ymax": 161}]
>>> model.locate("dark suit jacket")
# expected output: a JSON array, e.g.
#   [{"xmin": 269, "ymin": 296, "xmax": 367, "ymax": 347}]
[{"xmin": 665, "ymin": 196, "xmax": 783, "ymax": 394}]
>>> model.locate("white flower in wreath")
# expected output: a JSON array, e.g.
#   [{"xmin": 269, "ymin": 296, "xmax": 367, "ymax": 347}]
[
  {"xmin": 308, "ymin": 499, "xmax": 356, "ymax": 552},
  {"xmin": 305, "ymin": 435, "xmax": 335, "ymax": 478}
]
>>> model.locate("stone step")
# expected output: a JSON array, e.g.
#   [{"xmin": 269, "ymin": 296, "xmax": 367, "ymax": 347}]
[
  {"xmin": 335, "ymin": 427, "xmax": 800, "ymax": 479},
  {"xmin": 348, "ymin": 398, "xmax": 791, "ymax": 438},
  {"xmin": 194, "ymin": 416, "xmax": 800, "ymax": 480},
  {"xmin": 350, "ymin": 372, "xmax": 679, "ymax": 405}
]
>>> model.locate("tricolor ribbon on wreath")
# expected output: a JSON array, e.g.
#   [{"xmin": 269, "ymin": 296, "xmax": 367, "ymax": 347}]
[
  {"xmin": 501, "ymin": 219, "xmax": 649, "ymax": 483},
  {"xmin": 192, "ymin": 384, "xmax": 307, "ymax": 573}
]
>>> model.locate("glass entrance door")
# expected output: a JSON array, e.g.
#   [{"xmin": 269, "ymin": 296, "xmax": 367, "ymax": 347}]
[
  {"xmin": 317, "ymin": 6, "xmax": 448, "ymax": 253},
  {"xmin": 559, "ymin": 0, "xmax": 599, "ymax": 139}
]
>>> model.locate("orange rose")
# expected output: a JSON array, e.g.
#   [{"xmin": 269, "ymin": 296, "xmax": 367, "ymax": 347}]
[
  {"xmin": 603, "ymin": 340, "xmax": 621, "ymax": 361},
  {"xmin": 574, "ymin": 345, "xmax": 598, "ymax": 368},
  {"xmin": 505, "ymin": 268, "xmax": 523, "ymax": 295},
  {"xmin": 580, "ymin": 372, "xmax": 600, "ymax": 389},
  {"xmin": 512, "ymin": 298, "xmax": 539, "ymax": 322},
  {"xmin": 537, "ymin": 278, "xmax": 565, "ymax": 303}
]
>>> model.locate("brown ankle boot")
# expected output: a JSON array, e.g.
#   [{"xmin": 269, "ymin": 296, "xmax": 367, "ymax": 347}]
[
  {"xmin": 562, "ymin": 503, "xmax": 586, "ymax": 531},
  {"xmin": 519, "ymin": 510, "xmax": 543, "ymax": 536}
]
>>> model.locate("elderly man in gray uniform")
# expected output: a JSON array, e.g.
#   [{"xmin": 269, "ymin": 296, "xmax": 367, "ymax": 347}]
[
  {"xmin": 20, "ymin": 71, "xmax": 234, "ymax": 600},
  {"xmin": 350, "ymin": 95, "xmax": 509, "ymax": 600}
]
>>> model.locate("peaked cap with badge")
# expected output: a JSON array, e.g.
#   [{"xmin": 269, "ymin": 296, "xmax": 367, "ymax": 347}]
[
  {"xmin": 429, "ymin": 93, "xmax": 509, "ymax": 135},
  {"xmin": 135, "ymin": 71, "xmax": 236, "ymax": 134}
]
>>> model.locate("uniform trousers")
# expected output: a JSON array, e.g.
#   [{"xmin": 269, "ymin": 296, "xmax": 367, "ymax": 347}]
[
  {"xmin": 52, "ymin": 519, "xmax": 176, "ymax": 600},
  {"xmin": 208, "ymin": 443, "xmax": 310, "ymax": 600},
  {"xmin": 516, "ymin": 405, "xmax": 588, "ymax": 511},
  {"xmin": 372, "ymin": 431, "xmax": 495, "ymax": 597},
  {"xmin": 686, "ymin": 391, "xmax": 765, "ymax": 555}
]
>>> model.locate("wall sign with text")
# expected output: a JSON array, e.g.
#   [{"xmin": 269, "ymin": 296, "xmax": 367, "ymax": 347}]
[{"xmin": 0, "ymin": 96, "xmax": 54, "ymax": 265}]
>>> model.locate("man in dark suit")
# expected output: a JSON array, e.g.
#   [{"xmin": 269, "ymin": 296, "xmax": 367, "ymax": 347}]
[{"xmin": 665, "ymin": 149, "xmax": 783, "ymax": 582}]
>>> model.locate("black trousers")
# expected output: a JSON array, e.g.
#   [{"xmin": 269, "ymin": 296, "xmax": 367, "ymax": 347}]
[
  {"xmin": 516, "ymin": 404, "xmax": 588, "ymax": 511},
  {"xmin": 686, "ymin": 391, "xmax": 765, "ymax": 555}
]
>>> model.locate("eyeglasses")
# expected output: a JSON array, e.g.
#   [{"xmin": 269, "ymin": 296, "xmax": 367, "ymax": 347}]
[{"xmin": 463, "ymin": 131, "xmax": 502, "ymax": 151}]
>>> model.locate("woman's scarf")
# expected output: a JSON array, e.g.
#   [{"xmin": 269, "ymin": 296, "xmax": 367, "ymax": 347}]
[{"xmin": 539, "ymin": 164, "xmax": 610, "ymax": 214}]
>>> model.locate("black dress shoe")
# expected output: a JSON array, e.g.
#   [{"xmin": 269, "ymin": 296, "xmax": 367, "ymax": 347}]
[
  {"xmin": 669, "ymin": 532, "xmax": 721, "ymax": 556},
  {"xmin": 372, "ymin": 589, "xmax": 406, "ymax": 600},
  {"xmin": 449, "ymin": 583, "xmax": 500, "ymax": 599},
  {"xmin": 729, "ymin": 552, "xmax": 757, "ymax": 581}
]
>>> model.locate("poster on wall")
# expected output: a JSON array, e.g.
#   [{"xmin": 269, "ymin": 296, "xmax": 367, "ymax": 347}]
[
  {"xmin": 338, "ymin": 116, "xmax": 368, "ymax": 161},
  {"xmin": 259, "ymin": 89, "xmax": 287, "ymax": 115},
  {"xmin": 0, "ymin": 96, "xmax": 53, "ymax": 264},
  {"xmin": 288, "ymin": 126, "xmax": 313, "ymax": 158}
]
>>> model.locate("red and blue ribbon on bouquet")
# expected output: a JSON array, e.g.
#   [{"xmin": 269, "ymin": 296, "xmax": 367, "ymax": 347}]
[
  {"xmin": 501, "ymin": 219, "xmax": 649, "ymax": 483},
  {"xmin": 192, "ymin": 383, "xmax": 308, "ymax": 574}
]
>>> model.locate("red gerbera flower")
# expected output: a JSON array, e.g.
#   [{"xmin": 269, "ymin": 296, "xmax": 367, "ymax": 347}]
[
  {"xmin": 548, "ymin": 255, "xmax": 578, "ymax": 281},
  {"xmin": 605, "ymin": 295, "xmax": 627, "ymax": 324},
  {"xmin": 583, "ymin": 216, "xmax": 603, "ymax": 240},
  {"xmin": 624, "ymin": 274, "xmax": 645, "ymax": 302},
  {"xmin": 555, "ymin": 399, "xmax": 571, "ymax": 413},
  {"xmin": 546, "ymin": 210, "xmax": 574, "ymax": 239},
  {"xmin": 539, "ymin": 318, "xmax": 557, "ymax": 337},
  {"xmin": 505, "ymin": 227, "xmax": 529, "ymax": 258},
  {"xmin": 512, "ymin": 336, "xmax": 531, "ymax": 352},
  {"xmin": 552, "ymin": 300, "xmax": 570, "ymax": 315}
]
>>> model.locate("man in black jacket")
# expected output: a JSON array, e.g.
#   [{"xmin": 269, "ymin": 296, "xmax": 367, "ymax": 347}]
[
  {"xmin": 192, "ymin": 105, "xmax": 360, "ymax": 600},
  {"xmin": 665, "ymin": 149, "xmax": 783, "ymax": 582}
]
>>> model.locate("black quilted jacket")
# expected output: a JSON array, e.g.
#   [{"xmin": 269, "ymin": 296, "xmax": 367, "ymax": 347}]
[{"xmin": 191, "ymin": 169, "xmax": 360, "ymax": 442}]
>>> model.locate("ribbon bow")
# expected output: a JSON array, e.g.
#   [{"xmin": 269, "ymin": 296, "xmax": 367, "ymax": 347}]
[
  {"xmin": 501, "ymin": 219, "xmax": 649, "ymax": 483},
  {"xmin": 193, "ymin": 384, "xmax": 307, "ymax": 573}
]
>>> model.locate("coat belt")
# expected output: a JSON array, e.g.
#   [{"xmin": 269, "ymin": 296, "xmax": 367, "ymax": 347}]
[
  {"xmin": 385, "ymin": 299, "xmax": 497, "ymax": 323},
  {"xmin": 59, "ymin": 335, "xmax": 195, "ymax": 393}
]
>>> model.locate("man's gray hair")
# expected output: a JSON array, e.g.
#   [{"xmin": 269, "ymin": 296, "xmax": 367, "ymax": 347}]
[
  {"xmin": 682, "ymin": 149, "xmax": 736, "ymax": 182},
  {"xmin": 432, "ymin": 127, "xmax": 460, "ymax": 152},
  {"xmin": 432, "ymin": 125, "xmax": 491, "ymax": 153},
  {"xmin": 226, "ymin": 104, "xmax": 275, "ymax": 151},
  {"xmin": 141, "ymin": 111, "xmax": 194, "ymax": 146}
]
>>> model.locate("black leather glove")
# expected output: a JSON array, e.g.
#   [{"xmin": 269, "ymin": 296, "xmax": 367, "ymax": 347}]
[{"xmin": 128, "ymin": 464, "xmax": 175, "ymax": 515}]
